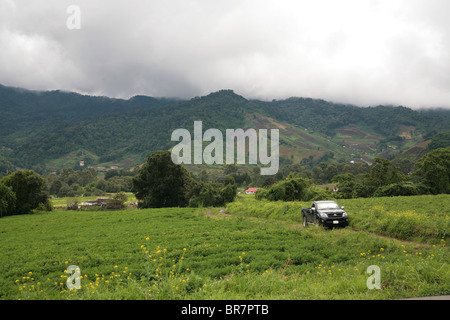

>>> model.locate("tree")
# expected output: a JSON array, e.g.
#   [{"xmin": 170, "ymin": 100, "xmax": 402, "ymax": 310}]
[
  {"xmin": 367, "ymin": 158, "xmax": 404, "ymax": 187},
  {"xmin": 414, "ymin": 147, "xmax": 450, "ymax": 194},
  {"xmin": 0, "ymin": 157, "xmax": 15, "ymax": 179},
  {"xmin": 0, "ymin": 170, "xmax": 51, "ymax": 215},
  {"xmin": 220, "ymin": 183, "xmax": 237, "ymax": 204},
  {"xmin": 311, "ymin": 166, "xmax": 324, "ymax": 184},
  {"xmin": 427, "ymin": 131, "xmax": 450, "ymax": 151},
  {"xmin": 333, "ymin": 173, "xmax": 357, "ymax": 198},
  {"xmin": 113, "ymin": 192, "xmax": 128, "ymax": 209},
  {"xmin": 48, "ymin": 179, "xmax": 67, "ymax": 196},
  {"xmin": 132, "ymin": 151, "xmax": 192, "ymax": 208},
  {"xmin": 189, "ymin": 183, "xmax": 220, "ymax": 207},
  {"xmin": 0, "ymin": 182, "xmax": 16, "ymax": 217},
  {"xmin": 78, "ymin": 168, "xmax": 97, "ymax": 186},
  {"xmin": 105, "ymin": 169, "xmax": 120, "ymax": 180},
  {"xmin": 363, "ymin": 158, "xmax": 406, "ymax": 196},
  {"xmin": 324, "ymin": 164, "xmax": 338, "ymax": 182}
]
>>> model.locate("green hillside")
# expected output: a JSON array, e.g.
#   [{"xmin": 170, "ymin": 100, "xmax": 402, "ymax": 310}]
[{"xmin": 0, "ymin": 84, "xmax": 449, "ymax": 174}]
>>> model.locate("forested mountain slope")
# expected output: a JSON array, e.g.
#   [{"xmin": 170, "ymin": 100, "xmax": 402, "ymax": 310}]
[{"xmin": 0, "ymin": 84, "xmax": 449, "ymax": 173}]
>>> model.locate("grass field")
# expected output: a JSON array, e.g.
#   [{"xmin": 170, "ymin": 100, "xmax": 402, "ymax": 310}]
[
  {"xmin": 227, "ymin": 194, "xmax": 450, "ymax": 244},
  {"xmin": 0, "ymin": 194, "xmax": 448, "ymax": 300}
]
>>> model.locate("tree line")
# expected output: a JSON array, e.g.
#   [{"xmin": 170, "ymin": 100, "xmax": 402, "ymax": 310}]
[
  {"xmin": 45, "ymin": 167, "xmax": 136, "ymax": 198},
  {"xmin": 0, "ymin": 147, "xmax": 448, "ymax": 217},
  {"xmin": 332, "ymin": 147, "xmax": 450, "ymax": 198},
  {"xmin": 2, "ymin": 83, "xmax": 449, "ymax": 174},
  {"xmin": 255, "ymin": 147, "xmax": 450, "ymax": 201}
]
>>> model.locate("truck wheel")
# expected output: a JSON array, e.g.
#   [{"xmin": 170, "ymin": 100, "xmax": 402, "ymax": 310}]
[{"xmin": 302, "ymin": 216, "xmax": 307, "ymax": 228}]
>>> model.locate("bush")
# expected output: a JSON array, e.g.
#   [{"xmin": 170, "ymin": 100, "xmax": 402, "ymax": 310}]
[
  {"xmin": 373, "ymin": 182, "xmax": 419, "ymax": 197},
  {"xmin": 35, "ymin": 201, "xmax": 53, "ymax": 212},
  {"xmin": 255, "ymin": 177, "xmax": 328, "ymax": 202},
  {"xmin": 112, "ymin": 192, "xmax": 128, "ymax": 209},
  {"xmin": 188, "ymin": 183, "xmax": 237, "ymax": 207},
  {"xmin": 66, "ymin": 198, "xmax": 79, "ymax": 210}
]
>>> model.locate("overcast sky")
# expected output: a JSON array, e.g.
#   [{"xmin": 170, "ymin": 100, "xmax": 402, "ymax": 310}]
[{"xmin": 1, "ymin": 0, "xmax": 450, "ymax": 109}]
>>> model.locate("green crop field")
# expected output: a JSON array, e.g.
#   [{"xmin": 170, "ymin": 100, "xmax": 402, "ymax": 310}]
[
  {"xmin": 227, "ymin": 194, "xmax": 450, "ymax": 244},
  {"xmin": 0, "ymin": 195, "xmax": 448, "ymax": 300}
]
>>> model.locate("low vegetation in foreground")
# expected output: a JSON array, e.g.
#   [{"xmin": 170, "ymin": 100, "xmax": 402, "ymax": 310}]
[
  {"xmin": 227, "ymin": 194, "xmax": 450, "ymax": 244},
  {"xmin": 0, "ymin": 194, "xmax": 448, "ymax": 300}
]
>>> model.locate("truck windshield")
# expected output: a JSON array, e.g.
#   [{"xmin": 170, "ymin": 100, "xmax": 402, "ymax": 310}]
[{"xmin": 316, "ymin": 202, "xmax": 340, "ymax": 210}]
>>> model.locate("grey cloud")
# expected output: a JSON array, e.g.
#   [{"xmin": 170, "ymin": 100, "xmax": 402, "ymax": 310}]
[{"xmin": 1, "ymin": 0, "xmax": 450, "ymax": 108}]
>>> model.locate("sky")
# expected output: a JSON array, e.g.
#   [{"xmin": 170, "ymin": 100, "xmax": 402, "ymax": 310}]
[{"xmin": 1, "ymin": 0, "xmax": 450, "ymax": 109}]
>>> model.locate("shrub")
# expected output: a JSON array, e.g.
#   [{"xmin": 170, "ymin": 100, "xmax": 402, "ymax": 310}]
[
  {"xmin": 255, "ymin": 178, "xmax": 304, "ymax": 201},
  {"xmin": 373, "ymin": 182, "xmax": 419, "ymax": 197},
  {"xmin": 189, "ymin": 183, "xmax": 237, "ymax": 207},
  {"xmin": 113, "ymin": 192, "xmax": 128, "ymax": 209},
  {"xmin": 255, "ymin": 177, "xmax": 330, "ymax": 202},
  {"xmin": 66, "ymin": 198, "xmax": 79, "ymax": 210}
]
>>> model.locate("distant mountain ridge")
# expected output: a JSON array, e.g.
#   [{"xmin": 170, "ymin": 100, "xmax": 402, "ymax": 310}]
[{"xmin": 0, "ymin": 84, "xmax": 449, "ymax": 174}]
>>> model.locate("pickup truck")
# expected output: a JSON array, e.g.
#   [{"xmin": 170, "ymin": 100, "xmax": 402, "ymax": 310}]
[{"xmin": 302, "ymin": 200, "xmax": 349, "ymax": 228}]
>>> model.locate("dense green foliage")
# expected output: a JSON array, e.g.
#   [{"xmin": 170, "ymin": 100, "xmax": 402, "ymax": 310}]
[
  {"xmin": 188, "ymin": 181, "xmax": 237, "ymax": 208},
  {"xmin": 0, "ymin": 156, "xmax": 15, "ymax": 179},
  {"xmin": 325, "ymin": 149, "xmax": 450, "ymax": 199},
  {"xmin": 0, "ymin": 170, "xmax": 51, "ymax": 216},
  {"xmin": 255, "ymin": 177, "xmax": 330, "ymax": 202},
  {"xmin": 0, "ymin": 182, "xmax": 16, "ymax": 217},
  {"xmin": 414, "ymin": 147, "xmax": 450, "ymax": 194},
  {"xmin": 253, "ymin": 147, "xmax": 450, "ymax": 200},
  {"xmin": 47, "ymin": 167, "xmax": 137, "ymax": 197},
  {"xmin": 253, "ymin": 98, "xmax": 450, "ymax": 138},
  {"xmin": 427, "ymin": 131, "xmax": 450, "ymax": 150}
]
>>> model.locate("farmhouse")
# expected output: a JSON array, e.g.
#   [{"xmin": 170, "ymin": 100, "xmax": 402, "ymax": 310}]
[
  {"xmin": 82, "ymin": 197, "xmax": 123, "ymax": 209},
  {"xmin": 245, "ymin": 188, "xmax": 258, "ymax": 194},
  {"xmin": 84, "ymin": 200, "xmax": 98, "ymax": 206}
]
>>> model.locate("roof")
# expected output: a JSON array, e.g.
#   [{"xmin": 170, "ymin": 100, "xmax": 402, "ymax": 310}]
[{"xmin": 246, "ymin": 188, "xmax": 259, "ymax": 192}]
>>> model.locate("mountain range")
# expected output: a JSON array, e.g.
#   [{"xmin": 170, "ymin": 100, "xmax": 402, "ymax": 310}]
[{"xmin": 1, "ymin": 83, "xmax": 449, "ymax": 175}]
